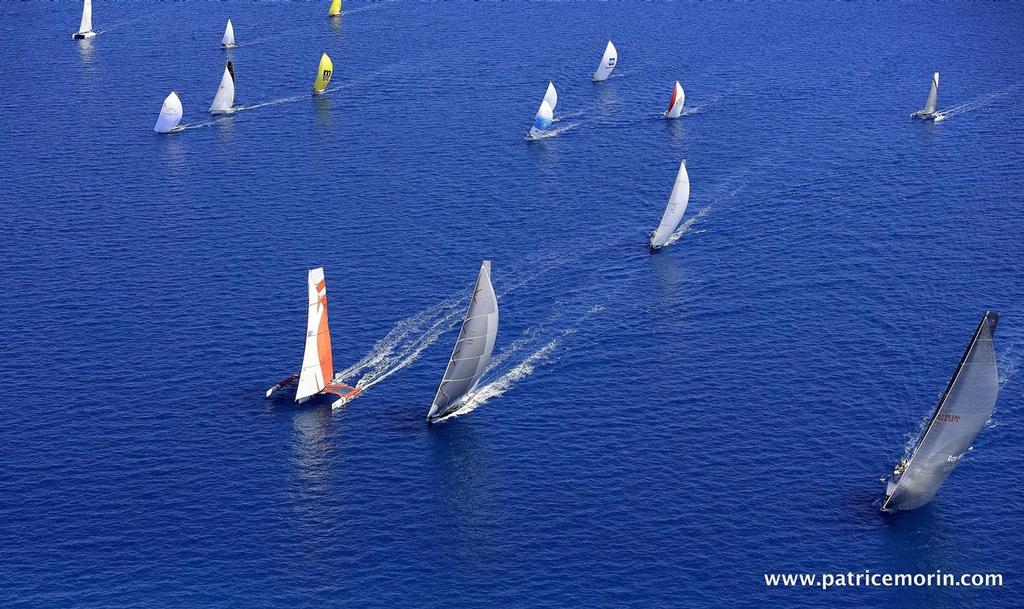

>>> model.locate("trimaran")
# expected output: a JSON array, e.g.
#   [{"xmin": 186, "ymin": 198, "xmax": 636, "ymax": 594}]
[{"xmin": 266, "ymin": 268, "xmax": 362, "ymax": 408}]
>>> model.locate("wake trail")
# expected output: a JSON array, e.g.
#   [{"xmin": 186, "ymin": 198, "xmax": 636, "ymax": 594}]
[{"xmin": 934, "ymin": 84, "xmax": 1024, "ymax": 121}]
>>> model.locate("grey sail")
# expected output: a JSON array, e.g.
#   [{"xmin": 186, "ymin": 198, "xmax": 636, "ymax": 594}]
[
  {"xmin": 883, "ymin": 311, "xmax": 1000, "ymax": 512},
  {"xmin": 923, "ymin": 72, "xmax": 939, "ymax": 115},
  {"xmin": 427, "ymin": 261, "xmax": 499, "ymax": 422}
]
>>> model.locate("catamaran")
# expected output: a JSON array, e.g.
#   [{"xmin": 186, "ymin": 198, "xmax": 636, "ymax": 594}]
[
  {"xmin": 154, "ymin": 92, "xmax": 184, "ymax": 134},
  {"xmin": 911, "ymin": 72, "xmax": 940, "ymax": 120},
  {"xmin": 209, "ymin": 61, "xmax": 236, "ymax": 114},
  {"xmin": 72, "ymin": 0, "xmax": 95, "ymax": 39},
  {"xmin": 221, "ymin": 19, "xmax": 235, "ymax": 48},
  {"xmin": 313, "ymin": 53, "xmax": 334, "ymax": 95},
  {"xmin": 883, "ymin": 311, "xmax": 1000, "ymax": 512},
  {"xmin": 592, "ymin": 41, "xmax": 618, "ymax": 82},
  {"xmin": 266, "ymin": 268, "xmax": 362, "ymax": 408},
  {"xmin": 427, "ymin": 261, "xmax": 499, "ymax": 423},
  {"xmin": 328, "ymin": 0, "xmax": 343, "ymax": 17},
  {"xmin": 649, "ymin": 161, "xmax": 691, "ymax": 250},
  {"xmin": 527, "ymin": 82, "xmax": 557, "ymax": 140},
  {"xmin": 665, "ymin": 81, "xmax": 685, "ymax": 118}
]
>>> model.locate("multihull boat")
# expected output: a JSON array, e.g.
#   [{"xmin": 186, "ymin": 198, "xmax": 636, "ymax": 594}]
[
  {"xmin": 266, "ymin": 267, "xmax": 362, "ymax": 408},
  {"xmin": 882, "ymin": 311, "xmax": 1000, "ymax": 512}
]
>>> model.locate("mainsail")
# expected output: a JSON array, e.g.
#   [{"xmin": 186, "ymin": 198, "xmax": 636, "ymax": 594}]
[
  {"xmin": 665, "ymin": 81, "xmax": 685, "ymax": 118},
  {"xmin": 296, "ymin": 268, "xmax": 335, "ymax": 402},
  {"xmin": 313, "ymin": 52, "xmax": 334, "ymax": 95},
  {"xmin": 153, "ymin": 91, "xmax": 183, "ymax": 133},
  {"xmin": 883, "ymin": 311, "xmax": 1000, "ymax": 512},
  {"xmin": 923, "ymin": 72, "xmax": 939, "ymax": 115},
  {"xmin": 73, "ymin": 0, "xmax": 95, "ymax": 38},
  {"xmin": 543, "ymin": 81, "xmax": 558, "ymax": 112},
  {"xmin": 649, "ymin": 161, "xmax": 691, "ymax": 249},
  {"xmin": 428, "ymin": 261, "xmax": 499, "ymax": 422},
  {"xmin": 328, "ymin": 0, "xmax": 343, "ymax": 16},
  {"xmin": 221, "ymin": 19, "xmax": 235, "ymax": 48},
  {"xmin": 209, "ymin": 63, "xmax": 236, "ymax": 114},
  {"xmin": 592, "ymin": 41, "xmax": 618, "ymax": 82}
]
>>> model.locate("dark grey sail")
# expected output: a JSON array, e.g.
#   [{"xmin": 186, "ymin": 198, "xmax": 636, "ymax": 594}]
[
  {"xmin": 883, "ymin": 311, "xmax": 1000, "ymax": 512},
  {"xmin": 427, "ymin": 261, "xmax": 498, "ymax": 423}
]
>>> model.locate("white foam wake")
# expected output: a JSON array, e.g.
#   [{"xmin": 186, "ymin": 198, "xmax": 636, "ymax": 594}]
[
  {"xmin": 932, "ymin": 84, "xmax": 1023, "ymax": 121},
  {"xmin": 525, "ymin": 123, "xmax": 579, "ymax": 141}
]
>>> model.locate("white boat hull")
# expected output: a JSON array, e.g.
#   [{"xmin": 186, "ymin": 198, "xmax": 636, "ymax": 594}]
[{"xmin": 72, "ymin": 31, "xmax": 96, "ymax": 39}]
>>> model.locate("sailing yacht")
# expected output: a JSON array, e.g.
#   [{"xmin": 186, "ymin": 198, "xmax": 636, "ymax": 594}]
[
  {"xmin": 313, "ymin": 53, "xmax": 334, "ymax": 95},
  {"xmin": 209, "ymin": 61, "xmax": 236, "ymax": 114},
  {"xmin": 221, "ymin": 19, "xmax": 236, "ymax": 48},
  {"xmin": 328, "ymin": 0, "xmax": 343, "ymax": 17},
  {"xmin": 427, "ymin": 261, "xmax": 499, "ymax": 423},
  {"xmin": 266, "ymin": 268, "xmax": 362, "ymax": 408},
  {"xmin": 154, "ymin": 92, "xmax": 184, "ymax": 134},
  {"xmin": 649, "ymin": 161, "xmax": 691, "ymax": 250},
  {"xmin": 882, "ymin": 311, "xmax": 1000, "ymax": 512},
  {"xmin": 72, "ymin": 0, "xmax": 96, "ymax": 39},
  {"xmin": 592, "ymin": 41, "xmax": 618, "ymax": 82},
  {"xmin": 911, "ymin": 72, "xmax": 940, "ymax": 120},
  {"xmin": 527, "ymin": 82, "xmax": 557, "ymax": 140},
  {"xmin": 665, "ymin": 81, "xmax": 685, "ymax": 118}
]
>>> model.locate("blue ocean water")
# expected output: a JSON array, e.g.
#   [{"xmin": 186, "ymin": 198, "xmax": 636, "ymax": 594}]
[{"xmin": 2, "ymin": 1, "xmax": 1023, "ymax": 606}]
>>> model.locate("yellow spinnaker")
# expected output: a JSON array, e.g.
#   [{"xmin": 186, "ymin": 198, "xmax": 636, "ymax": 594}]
[
  {"xmin": 328, "ymin": 0, "xmax": 342, "ymax": 16},
  {"xmin": 313, "ymin": 53, "xmax": 334, "ymax": 95}
]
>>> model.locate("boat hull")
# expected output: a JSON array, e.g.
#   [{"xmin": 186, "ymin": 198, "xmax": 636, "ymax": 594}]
[
  {"xmin": 72, "ymin": 31, "xmax": 96, "ymax": 39},
  {"xmin": 910, "ymin": 110, "xmax": 939, "ymax": 120}
]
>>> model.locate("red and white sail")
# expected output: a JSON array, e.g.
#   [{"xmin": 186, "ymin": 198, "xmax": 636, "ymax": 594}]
[{"xmin": 296, "ymin": 267, "xmax": 334, "ymax": 402}]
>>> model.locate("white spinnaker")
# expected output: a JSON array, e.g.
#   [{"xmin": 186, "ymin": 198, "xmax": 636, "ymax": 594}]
[
  {"xmin": 592, "ymin": 41, "xmax": 618, "ymax": 82},
  {"xmin": 209, "ymin": 65, "xmax": 235, "ymax": 113},
  {"xmin": 924, "ymin": 72, "xmax": 939, "ymax": 115},
  {"xmin": 428, "ymin": 261, "xmax": 499, "ymax": 421},
  {"xmin": 79, "ymin": 0, "xmax": 93, "ymax": 34},
  {"xmin": 543, "ymin": 81, "xmax": 558, "ymax": 112},
  {"xmin": 296, "ymin": 267, "xmax": 335, "ymax": 402},
  {"xmin": 222, "ymin": 19, "xmax": 235, "ymax": 47},
  {"xmin": 665, "ymin": 81, "xmax": 685, "ymax": 118},
  {"xmin": 153, "ymin": 92, "xmax": 183, "ymax": 133},
  {"xmin": 650, "ymin": 161, "xmax": 691, "ymax": 248}
]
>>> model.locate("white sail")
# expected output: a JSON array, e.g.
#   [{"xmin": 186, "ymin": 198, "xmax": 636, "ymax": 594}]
[
  {"xmin": 923, "ymin": 72, "xmax": 939, "ymax": 115},
  {"xmin": 153, "ymin": 91, "xmax": 183, "ymax": 133},
  {"xmin": 209, "ymin": 64, "xmax": 235, "ymax": 114},
  {"xmin": 79, "ymin": 0, "xmax": 93, "ymax": 34},
  {"xmin": 649, "ymin": 161, "xmax": 691, "ymax": 249},
  {"xmin": 665, "ymin": 81, "xmax": 685, "ymax": 118},
  {"xmin": 528, "ymin": 100, "xmax": 554, "ymax": 139},
  {"xmin": 221, "ymin": 18, "xmax": 235, "ymax": 48},
  {"xmin": 543, "ymin": 81, "xmax": 558, "ymax": 112},
  {"xmin": 592, "ymin": 40, "xmax": 618, "ymax": 82},
  {"xmin": 428, "ymin": 261, "xmax": 499, "ymax": 421},
  {"xmin": 296, "ymin": 268, "xmax": 335, "ymax": 402}
]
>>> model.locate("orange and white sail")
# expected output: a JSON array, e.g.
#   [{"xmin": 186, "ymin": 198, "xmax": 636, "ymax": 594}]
[{"xmin": 296, "ymin": 267, "xmax": 334, "ymax": 401}]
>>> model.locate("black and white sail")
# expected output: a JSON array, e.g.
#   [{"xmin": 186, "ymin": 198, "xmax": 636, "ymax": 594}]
[
  {"xmin": 427, "ymin": 261, "xmax": 498, "ymax": 423},
  {"xmin": 883, "ymin": 311, "xmax": 1000, "ymax": 512}
]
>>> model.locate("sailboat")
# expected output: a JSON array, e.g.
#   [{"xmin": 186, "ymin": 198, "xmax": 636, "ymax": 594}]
[
  {"xmin": 427, "ymin": 261, "xmax": 499, "ymax": 423},
  {"xmin": 312, "ymin": 53, "xmax": 334, "ymax": 95},
  {"xmin": 665, "ymin": 81, "xmax": 685, "ymax": 118},
  {"xmin": 882, "ymin": 311, "xmax": 1000, "ymax": 512},
  {"xmin": 911, "ymin": 72, "xmax": 940, "ymax": 119},
  {"xmin": 221, "ymin": 18, "xmax": 235, "ymax": 48},
  {"xmin": 153, "ymin": 91, "xmax": 184, "ymax": 134},
  {"xmin": 209, "ymin": 61, "xmax": 236, "ymax": 114},
  {"xmin": 266, "ymin": 268, "xmax": 362, "ymax": 407},
  {"xmin": 592, "ymin": 41, "xmax": 618, "ymax": 82},
  {"xmin": 649, "ymin": 161, "xmax": 691, "ymax": 250},
  {"xmin": 72, "ymin": 0, "xmax": 96, "ymax": 39},
  {"xmin": 328, "ymin": 0, "xmax": 343, "ymax": 17},
  {"xmin": 527, "ymin": 82, "xmax": 557, "ymax": 140}
]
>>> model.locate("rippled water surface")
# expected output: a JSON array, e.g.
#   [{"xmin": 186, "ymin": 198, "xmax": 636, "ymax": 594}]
[{"xmin": 2, "ymin": 1, "xmax": 1024, "ymax": 607}]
